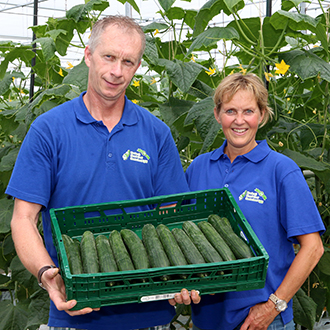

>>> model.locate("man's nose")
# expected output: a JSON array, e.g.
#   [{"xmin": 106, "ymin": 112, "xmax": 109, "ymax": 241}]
[{"xmin": 110, "ymin": 61, "xmax": 122, "ymax": 77}]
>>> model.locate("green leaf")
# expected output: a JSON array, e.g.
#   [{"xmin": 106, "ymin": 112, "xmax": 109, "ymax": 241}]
[
  {"xmin": 25, "ymin": 289, "xmax": 50, "ymax": 330},
  {"xmin": 63, "ymin": 60, "xmax": 89, "ymax": 92},
  {"xmin": 158, "ymin": 0, "xmax": 176, "ymax": 12},
  {"xmin": 166, "ymin": 7, "xmax": 185, "ymax": 20},
  {"xmin": 117, "ymin": 0, "xmax": 140, "ymax": 14},
  {"xmin": 0, "ymin": 46, "xmax": 35, "ymax": 80},
  {"xmin": 282, "ymin": 148, "xmax": 330, "ymax": 172},
  {"xmin": 158, "ymin": 59, "xmax": 204, "ymax": 93},
  {"xmin": 318, "ymin": 249, "xmax": 330, "ymax": 275},
  {"xmin": 0, "ymin": 73, "xmax": 14, "ymax": 96},
  {"xmin": 187, "ymin": 26, "xmax": 239, "ymax": 56},
  {"xmin": 29, "ymin": 85, "xmax": 71, "ymax": 110},
  {"xmin": 315, "ymin": 21, "xmax": 328, "ymax": 56},
  {"xmin": 34, "ymin": 37, "xmax": 56, "ymax": 62},
  {"xmin": 0, "ymin": 148, "xmax": 19, "ymax": 172},
  {"xmin": 193, "ymin": 0, "xmax": 245, "ymax": 37},
  {"xmin": 66, "ymin": 0, "xmax": 109, "ymax": 21},
  {"xmin": 184, "ymin": 96, "xmax": 220, "ymax": 153},
  {"xmin": 159, "ymin": 98, "xmax": 195, "ymax": 127},
  {"xmin": 10, "ymin": 256, "xmax": 34, "ymax": 288},
  {"xmin": 270, "ymin": 10, "xmax": 320, "ymax": 32},
  {"xmin": 0, "ymin": 300, "xmax": 29, "ymax": 330},
  {"xmin": 187, "ymin": 79, "xmax": 214, "ymax": 99},
  {"xmin": 45, "ymin": 29, "xmax": 67, "ymax": 40},
  {"xmin": 144, "ymin": 37, "xmax": 159, "ymax": 65},
  {"xmin": 282, "ymin": 0, "xmax": 311, "ymax": 11},
  {"xmin": 143, "ymin": 22, "xmax": 169, "ymax": 33},
  {"xmin": 293, "ymin": 288, "xmax": 317, "ymax": 330},
  {"xmin": 281, "ymin": 49, "xmax": 330, "ymax": 82},
  {"xmin": 0, "ymin": 198, "xmax": 14, "ymax": 233}
]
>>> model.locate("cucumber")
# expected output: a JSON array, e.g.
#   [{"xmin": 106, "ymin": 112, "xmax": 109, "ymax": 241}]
[
  {"xmin": 142, "ymin": 223, "xmax": 171, "ymax": 281},
  {"xmin": 95, "ymin": 234, "xmax": 118, "ymax": 273},
  {"xmin": 109, "ymin": 230, "xmax": 135, "ymax": 271},
  {"xmin": 80, "ymin": 231, "xmax": 99, "ymax": 274},
  {"xmin": 208, "ymin": 214, "xmax": 253, "ymax": 259},
  {"xmin": 62, "ymin": 234, "xmax": 83, "ymax": 274},
  {"xmin": 156, "ymin": 224, "xmax": 188, "ymax": 279},
  {"xmin": 182, "ymin": 221, "xmax": 223, "ymax": 263},
  {"xmin": 171, "ymin": 228, "xmax": 205, "ymax": 265},
  {"xmin": 121, "ymin": 229, "xmax": 150, "ymax": 270},
  {"xmin": 197, "ymin": 221, "xmax": 236, "ymax": 261}
]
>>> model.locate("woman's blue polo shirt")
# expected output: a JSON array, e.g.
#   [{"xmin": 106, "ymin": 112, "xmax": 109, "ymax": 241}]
[
  {"xmin": 6, "ymin": 92, "xmax": 189, "ymax": 330},
  {"xmin": 185, "ymin": 140, "xmax": 325, "ymax": 330}
]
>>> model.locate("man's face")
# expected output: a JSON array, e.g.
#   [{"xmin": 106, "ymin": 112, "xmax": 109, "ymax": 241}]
[{"xmin": 84, "ymin": 24, "xmax": 142, "ymax": 103}]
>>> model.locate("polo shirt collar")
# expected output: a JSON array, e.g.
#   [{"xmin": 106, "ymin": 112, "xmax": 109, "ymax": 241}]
[
  {"xmin": 75, "ymin": 92, "xmax": 138, "ymax": 126},
  {"xmin": 210, "ymin": 139, "xmax": 271, "ymax": 163}
]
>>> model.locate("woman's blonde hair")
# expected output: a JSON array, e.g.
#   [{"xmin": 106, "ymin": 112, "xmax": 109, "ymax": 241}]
[
  {"xmin": 213, "ymin": 73, "xmax": 274, "ymax": 127},
  {"xmin": 88, "ymin": 15, "xmax": 146, "ymax": 62}
]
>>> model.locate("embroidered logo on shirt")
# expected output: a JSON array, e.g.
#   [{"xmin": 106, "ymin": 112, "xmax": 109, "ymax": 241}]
[
  {"xmin": 122, "ymin": 148, "xmax": 150, "ymax": 164},
  {"xmin": 239, "ymin": 188, "xmax": 267, "ymax": 204}
]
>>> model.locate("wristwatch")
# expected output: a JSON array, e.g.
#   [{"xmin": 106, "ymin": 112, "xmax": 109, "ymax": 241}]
[
  {"xmin": 38, "ymin": 265, "xmax": 56, "ymax": 289},
  {"xmin": 269, "ymin": 293, "xmax": 288, "ymax": 312}
]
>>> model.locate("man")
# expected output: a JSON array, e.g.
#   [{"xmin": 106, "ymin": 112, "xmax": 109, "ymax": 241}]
[{"xmin": 6, "ymin": 15, "xmax": 192, "ymax": 330}]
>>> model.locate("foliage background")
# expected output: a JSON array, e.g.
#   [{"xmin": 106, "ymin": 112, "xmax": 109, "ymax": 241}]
[{"xmin": 0, "ymin": 0, "xmax": 329, "ymax": 329}]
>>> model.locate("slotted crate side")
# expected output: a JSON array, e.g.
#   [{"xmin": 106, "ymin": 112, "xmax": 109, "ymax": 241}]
[{"xmin": 50, "ymin": 188, "xmax": 269, "ymax": 310}]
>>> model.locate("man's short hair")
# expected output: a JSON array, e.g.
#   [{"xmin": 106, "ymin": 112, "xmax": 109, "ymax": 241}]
[{"xmin": 88, "ymin": 15, "xmax": 146, "ymax": 62}]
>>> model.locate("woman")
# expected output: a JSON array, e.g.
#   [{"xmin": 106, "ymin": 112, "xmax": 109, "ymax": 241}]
[{"xmin": 183, "ymin": 73, "xmax": 325, "ymax": 330}]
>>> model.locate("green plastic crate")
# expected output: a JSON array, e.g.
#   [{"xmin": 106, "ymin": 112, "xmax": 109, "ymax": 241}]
[{"xmin": 50, "ymin": 188, "xmax": 269, "ymax": 310}]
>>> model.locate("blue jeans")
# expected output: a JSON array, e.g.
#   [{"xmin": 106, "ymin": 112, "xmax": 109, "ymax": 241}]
[{"xmin": 192, "ymin": 315, "xmax": 295, "ymax": 330}]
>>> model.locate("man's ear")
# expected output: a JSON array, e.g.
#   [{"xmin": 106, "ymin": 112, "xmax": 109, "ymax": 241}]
[
  {"xmin": 214, "ymin": 107, "xmax": 221, "ymax": 124},
  {"xmin": 84, "ymin": 46, "xmax": 91, "ymax": 68}
]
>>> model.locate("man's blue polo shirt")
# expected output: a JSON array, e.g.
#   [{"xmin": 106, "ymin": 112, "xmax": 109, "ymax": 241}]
[
  {"xmin": 185, "ymin": 140, "xmax": 325, "ymax": 329},
  {"xmin": 6, "ymin": 92, "xmax": 189, "ymax": 330}
]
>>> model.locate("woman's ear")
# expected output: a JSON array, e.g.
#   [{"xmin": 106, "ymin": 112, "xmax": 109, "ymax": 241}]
[
  {"xmin": 259, "ymin": 108, "xmax": 265, "ymax": 124},
  {"xmin": 214, "ymin": 107, "xmax": 221, "ymax": 124}
]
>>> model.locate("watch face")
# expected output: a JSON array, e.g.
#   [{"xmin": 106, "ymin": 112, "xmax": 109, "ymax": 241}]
[{"xmin": 276, "ymin": 300, "xmax": 288, "ymax": 312}]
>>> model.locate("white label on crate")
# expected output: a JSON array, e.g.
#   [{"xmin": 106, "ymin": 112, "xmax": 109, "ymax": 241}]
[{"xmin": 140, "ymin": 291, "xmax": 200, "ymax": 302}]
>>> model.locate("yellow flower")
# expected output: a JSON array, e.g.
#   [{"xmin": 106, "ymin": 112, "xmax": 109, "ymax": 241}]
[
  {"xmin": 132, "ymin": 99, "xmax": 139, "ymax": 104},
  {"xmin": 275, "ymin": 60, "xmax": 290, "ymax": 75},
  {"xmin": 132, "ymin": 80, "xmax": 140, "ymax": 87},
  {"xmin": 313, "ymin": 109, "xmax": 317, "ymax": 114},
  {"xmin": 20, "ymin": 89, "xmax": 25, "ymax": 95},
  {"xmin": 12, "ymin": 77, "xmax": 15, "ymax": 82},
  {"xmin": 279, "ymin": 141, "xmax": 284, "ymax": 147},
  {"xmin": 58, "ymin": 68, "xmax": 64, "ymax": 77},
  {"xmin": 66, "ymin": 62, "xmax": 74, "ymax": 69},
  {"xmin": 150, "ymin": 77, "xmax": 157, "ymax": 85},
  {"xmin": 154, "ymin": 29, "xmax": 159, "ymax": 36},
  {"xmin": 287, "ymin": 98, "xmax": 290, "ymax": 101},
  {"xmin": 191, "ymin": 54, "xmax": 196, "ymax": 62},
  {"xmin": 264, "ymin": 72, "xmax": 273, "ymax": 82},
  {"xmin": 239, "ymin": 64, "xmax": 247, "ymax": 75},
  {"xmin": 205, "ymin": 67, "xmax": 216, "ymax": 76},
  {"xmin": 229, "ymin": 69, "xmax": 235, "ymax": 75}
]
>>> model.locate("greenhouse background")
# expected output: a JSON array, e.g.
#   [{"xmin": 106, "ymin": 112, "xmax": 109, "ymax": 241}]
[{"xmin": 1, "ymin": 0, "xmax": 324, "ymax": 68}]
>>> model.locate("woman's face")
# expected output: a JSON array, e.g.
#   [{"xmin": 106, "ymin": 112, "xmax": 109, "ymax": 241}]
[{"xmin": 215, "ymin": 89, "xmax": 264, "ymax": 162}]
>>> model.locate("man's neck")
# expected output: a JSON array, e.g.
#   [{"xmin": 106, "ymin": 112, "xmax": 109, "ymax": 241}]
[{"xmin": 83, "ymin": 91, "xmax": 125, "ymax": 132}]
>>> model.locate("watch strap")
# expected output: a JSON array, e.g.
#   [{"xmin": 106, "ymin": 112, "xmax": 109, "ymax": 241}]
[
  {"xmin": 38, "ymin": 265, "xmax": 56, "ymax": 289},
  {"xmin": 269, "ymin": 293, "xmax": 279, "ymax": 304}
]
